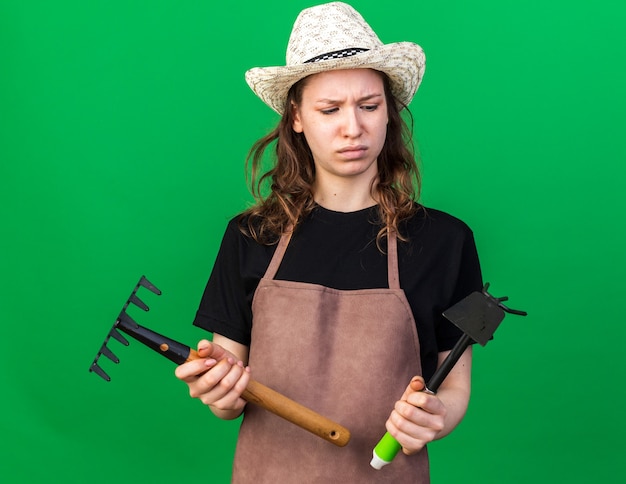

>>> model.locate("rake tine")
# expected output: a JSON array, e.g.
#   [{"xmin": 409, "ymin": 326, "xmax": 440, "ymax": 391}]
[
  {"xmin": 109, "ymin": 327, "xmax": 129, "ymax": 346},
  {"xmin": 99, "ymin": 345, "xmax": 119, "ymax": 364},
  {"xmin": 118, "ymin": 312, "xmax": 139, "ymax": 329},
  {"xmin": 482, "ymin": 283, "xmax": 528, "ymax": 316},
  {"xmin": 139, "ymin": 275, "xmax": 162, "ymax": 295},
  {"xmin": 89, "ymin": 362, "xmax": 111, "ymax": 382},
  {"xmin": 129, "ymin": 294, "xmax": 149, "ymax": 312}
]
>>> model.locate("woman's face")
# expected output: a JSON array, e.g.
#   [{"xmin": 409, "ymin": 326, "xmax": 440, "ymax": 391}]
[{"xmin": 291, "ymin": 69, "xmax": 388, "ymax": 187}]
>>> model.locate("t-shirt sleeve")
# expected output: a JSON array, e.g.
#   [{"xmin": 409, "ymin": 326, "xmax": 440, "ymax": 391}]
[
  {"xmin": 435, "ymin": 226, "xmax": 484, "ymax": 351},
  {"xmin": 192, "ymin": 220, "xmax": 254, "ymax": 346}
]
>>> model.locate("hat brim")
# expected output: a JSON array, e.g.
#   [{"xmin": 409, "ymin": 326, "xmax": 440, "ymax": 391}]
[{"xmin": 245, "ymin": 42, "xmax": 426, "ymax": 115}]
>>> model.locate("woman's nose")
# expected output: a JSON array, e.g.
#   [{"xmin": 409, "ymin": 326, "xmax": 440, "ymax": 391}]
[{"xmin": 342, "ymin": 109, "xmax": 363, "ymax": 138}]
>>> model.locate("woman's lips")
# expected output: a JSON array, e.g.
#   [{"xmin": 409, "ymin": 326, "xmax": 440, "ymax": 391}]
[{"xmin": 338, "ymin": 145, "xmax": 368, "ymax": 159}]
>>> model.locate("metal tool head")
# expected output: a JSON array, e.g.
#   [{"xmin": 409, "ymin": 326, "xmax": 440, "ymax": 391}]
[
  {"xmin": 89, "ymin": 275, "xmax": 161, "ymax": 381},
  {"xmin": 442, "ymin": 283, "xmax": 527, "ymax": 346}
]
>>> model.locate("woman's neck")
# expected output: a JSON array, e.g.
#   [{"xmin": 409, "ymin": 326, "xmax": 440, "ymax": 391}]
[{"xmin": 313, "ymin": 176, "xmax": 378, "ymax": 213}]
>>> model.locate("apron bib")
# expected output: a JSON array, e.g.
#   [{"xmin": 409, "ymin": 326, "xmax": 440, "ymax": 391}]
[{"xmin": 232, "ymin": 230, "xmax": 430, "ymax": 483}]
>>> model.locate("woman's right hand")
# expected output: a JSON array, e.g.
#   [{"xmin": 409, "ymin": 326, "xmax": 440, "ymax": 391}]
[{"xmin": 175, "ymin": 335, "xmax": 251, "ymax": 420}]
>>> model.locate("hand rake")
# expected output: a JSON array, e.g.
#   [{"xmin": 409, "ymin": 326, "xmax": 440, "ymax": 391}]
[{"xmin": 89, "ymin": 275, "xmax": 350, "ymax": 447}]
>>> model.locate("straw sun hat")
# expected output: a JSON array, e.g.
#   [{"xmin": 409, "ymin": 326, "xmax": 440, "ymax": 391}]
[{"xmin": 245, "ymin": 2, "xmax": 426, "ymax": 115}]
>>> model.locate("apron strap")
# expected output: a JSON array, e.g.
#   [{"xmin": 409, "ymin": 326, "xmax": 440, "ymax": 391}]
[
  {"xmin": 263, "ymin": 228, "xmax": 293, "ymax": 280},
  {"xmin": 387, "ymin": 230, "xmax": 401, "ymax": 290}
]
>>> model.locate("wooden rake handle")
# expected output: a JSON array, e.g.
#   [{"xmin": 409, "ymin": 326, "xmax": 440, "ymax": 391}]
[{"xmin": 187, "ymin": 349, "xmax": 350, "ymax": 447}]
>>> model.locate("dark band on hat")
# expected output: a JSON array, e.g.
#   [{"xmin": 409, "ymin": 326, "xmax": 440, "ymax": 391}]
[{"xmin": 304, "ymin": 48, "xmax": 370, "ymax": 64}]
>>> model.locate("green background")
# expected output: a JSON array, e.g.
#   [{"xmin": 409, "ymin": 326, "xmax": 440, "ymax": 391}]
[{"xmin": 2, "ymin": 0, "xmax": 625, "ymax": 482}]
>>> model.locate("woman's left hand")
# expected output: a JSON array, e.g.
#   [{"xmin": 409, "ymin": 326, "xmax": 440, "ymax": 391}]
[
  {"xmin": 385, "ymin": 346, "xmax": 473, "ymax": 455},
  {"xmin": 384, "ymin": 376, "xmax": 447, "ymax": 455}
]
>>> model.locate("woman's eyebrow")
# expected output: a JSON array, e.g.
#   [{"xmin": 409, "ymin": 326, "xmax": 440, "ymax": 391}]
[
  {"xmin": 358, "ymin": 93, "xmax": 384, "ymax": 102},
  {"xmin": 315, "ymin": 93, "xmax": 384, "ymax": 104}
]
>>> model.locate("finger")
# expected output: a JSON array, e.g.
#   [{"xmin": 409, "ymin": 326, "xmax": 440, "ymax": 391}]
[
  {"xmin": 399, "ymin": 375, "xmax": 426, "ymax": 401},
  {"xmin": 392, "ymin": 401, "xmax": 446, "ymax": 445},
  {"xmin": 175, "ymin": 357, "xmax": 217, "ymax": 381},
  {"xmin": 386, "ymin": 404, "xmax": 443, "ymax": 454},
  {"xmin": 197, "ymin": 340, "xmax": 232, "ymax": 361},
  {"xmin": 211, "ymin": 364, "xmax": 251, "ymax": 410},
  {"xmin": 197, "ymin": 359, "xmax": 248, "ymax": 406},
  {"xmin": 193, "ymin": 357, "xmax": 238, "ymax": 392},
  {"xmin": 405, "ymin": 391, "xmax": 446, "ymax": 416},
  {"xmin": 196, "ymin": 340, "xmax": 213, "ymax": 358},
  {"xmin": 385, "ymin": 412, "xmax": 430, "ymax": 455},
  {"xmin": 409, "ymin": 375, "xmax": 425, "ymax": 392}
]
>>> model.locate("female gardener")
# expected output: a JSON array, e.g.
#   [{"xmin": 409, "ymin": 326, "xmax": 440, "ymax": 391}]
[{"xmin": 175, "ymin": 3, "xmax": 482, "ymax": 482}]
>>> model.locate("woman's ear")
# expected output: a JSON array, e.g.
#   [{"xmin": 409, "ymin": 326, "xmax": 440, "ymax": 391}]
[{"xmin": 291, "ymin": 102, "xmax": 303, "ymax": 133}]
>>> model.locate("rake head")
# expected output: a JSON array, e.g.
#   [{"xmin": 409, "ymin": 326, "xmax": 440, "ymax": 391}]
[{"xmin": 89, "ymin": 275, "xmax": 162, "ymax": 381}]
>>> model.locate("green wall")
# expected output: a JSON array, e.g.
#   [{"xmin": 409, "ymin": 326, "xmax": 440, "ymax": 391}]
[{"xmin": 2, "ymin": 0, "xmax": 625, "ymax": 482}]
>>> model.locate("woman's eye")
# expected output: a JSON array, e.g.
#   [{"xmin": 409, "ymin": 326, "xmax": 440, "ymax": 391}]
[
  {"xmin": 362, "ymin": 104, "xmax": 378, "ymax": 112},
  {"xmin": 321, "ymin": 107, "xmax": 338, "ymax": 115}
]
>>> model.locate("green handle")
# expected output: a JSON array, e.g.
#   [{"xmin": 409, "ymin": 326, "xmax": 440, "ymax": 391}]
[{"xmin": 370, "ymin": 431, "xmax": 402, "ymax": 469}]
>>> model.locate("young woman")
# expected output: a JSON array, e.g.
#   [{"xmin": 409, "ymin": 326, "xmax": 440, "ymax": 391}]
[{"xmin": 175, "ymin": 3, "xmax": 482, "ymax": 482}]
